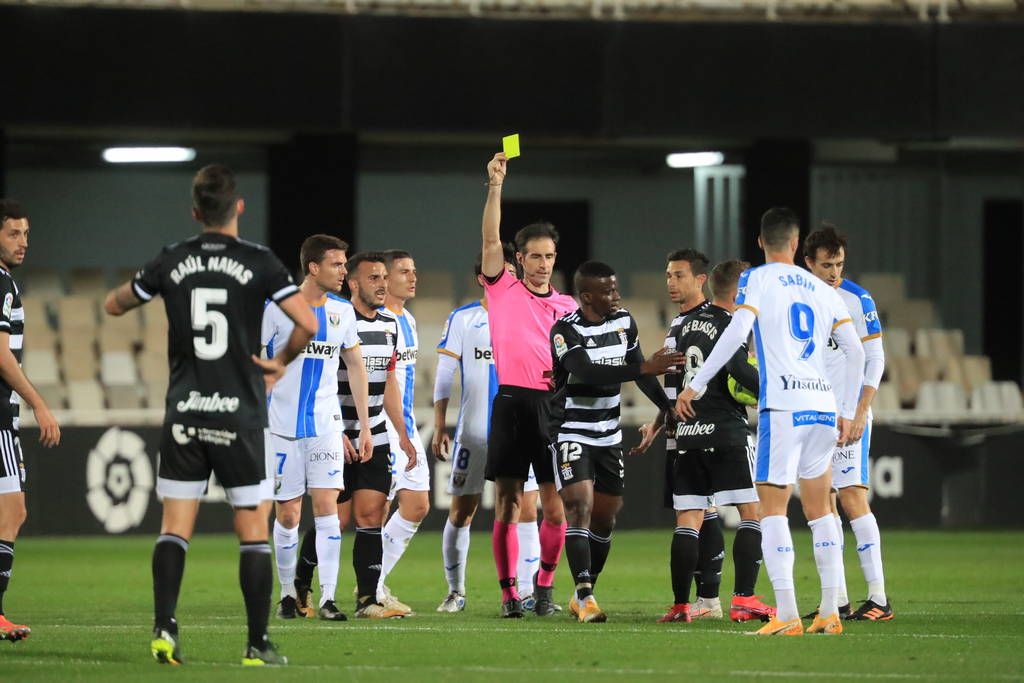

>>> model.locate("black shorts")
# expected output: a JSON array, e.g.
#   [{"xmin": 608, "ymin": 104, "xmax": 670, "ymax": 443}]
[
  {"xmin": 337, "ymin": 443, "xmax": 391, "ymax": 502},
  {"xmin": 485, "ymin": 385, "xmax": 555, "ymax": 484},
  {"xmin": 551, "ymin": 441, "xmax": 625, "ymax": 496},
  {"xmin": 0, "ymin": 429, "xmax": 25, "ymax": 494},
  {"xmin": 157, "ymin": 423, "xmax": 265, "ymax": 505},
  {"xmin": 671, "ymin": 443, "xmax": 758, "ymax": 511}
]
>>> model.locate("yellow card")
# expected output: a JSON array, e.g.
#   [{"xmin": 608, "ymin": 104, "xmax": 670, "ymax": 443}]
[{"xmin": 502, "ymin": 134, "xmax": 521, "ymax": 159}]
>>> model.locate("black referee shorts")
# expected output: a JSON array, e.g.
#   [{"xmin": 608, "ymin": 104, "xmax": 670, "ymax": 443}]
[{"xmin": 485, "ymin": 385, "xmax": 555, "ymax": 484}]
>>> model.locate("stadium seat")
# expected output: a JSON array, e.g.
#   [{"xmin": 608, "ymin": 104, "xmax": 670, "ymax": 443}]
[
  {"xmin": 67, "ymin": 379, "xmax": 106, "ymax": 412},
  {"xmin": 68, "ymin": 268, "xmax": 108, "ymax": 295},
  {"xmin": 23, "ymin": 349, "xmax": 61, "ymax": 386},
  {"xmin": 887, "ymin": 299, "xmax": 937, "ymax": 335},
  {"xmin": 412, "ymin": 299, "xmax": 456, "ymax": 329},
  {"xmin": 916, "ymin": 380, "xmax": 967, "ymax": 415},
  {"xmin": 961, "ymin": 355, "xmax": 992, "ymax": 394},
  {"xmin": 887, "ymin": 355, "xmax": 920, "ymax": 406},
  {"xmin": 620, "ymin": 298, "xmax": 660, "ymax": 327},
  {"xmin": 19, "ymin": 268, "xmax": 64, "ymax": 297},
  {"xmin": 106, "ymin": 384, "xmax": 143, "ymax": 410},
  {"xmin": 101, "ymin": 351, "xmax": 138, "ymax": 386},
  {"xmin": 57, "ymin": 295, "xmax": 100, "ymax": 332},
  {"xmin": 146, "ymin": 379, "xmax": 169, "ymax": 411},
  {"xmin": 915, "ymin": 328, "xmax": 964, "ymax": 364},
  {"xmin": 138, "ymin": 351, "xmax": 169, "ymax": 384},
  {"xmin": 873, "ymin": 382, "xmax": 901, "ymax": 414},
  {"xmin": 859, "ymin": 272, "xmax": 906, "ymax": 313},
  {"xmin": 61, "ymin": 345, "xmax": 99, "ymax": 382},
  {"xmin": 914, "ymin": 355, "xmax": 941, "ymax": 384},
  {"xmin": 881, "ymin": 327, "xmax": 910, "ymax": 358},
  {"xmin": 970, "ymin": 381, "xmax": 1024, "ymax": 416}
]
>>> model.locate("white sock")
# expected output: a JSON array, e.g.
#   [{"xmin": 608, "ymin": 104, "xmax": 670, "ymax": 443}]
[
  {"xmin": 314, "ymin": 514, "xmax": 342, "ymax": 607},
  {"xmin": 378, "ymin": 512, "xmax": 421, "ymax": 599},
  {"xmin": 442, "ymin": 519, "xmax": 471, "ymax": 594},
  {"xmin": 273, "ymin": 520, "xmax": 299, "ymax": 599},
  {"xmin": 517, "ymin": 521, "xmax": 541, "ymax": 596},
  {"xmin": 808, "ymin": 514, "xmax": 842, "ymax": 618},
  {"xmin": 760, "ymin": 515, "xmax": 798, "ymax": 622},
  {"xmin": 834, "ymin": 514, "xmax": 849, "ymax": 607},
  {"xmin": 850, "ymin": 513, "xmax": 887, "ymax": 605}
]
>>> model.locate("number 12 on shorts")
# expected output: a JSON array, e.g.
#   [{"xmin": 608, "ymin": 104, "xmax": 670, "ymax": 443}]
[
  {"xmin": 788, "ymin": 302, "xmax": 815, "ymax": 360},
  {"xmin": 559, "ymin": 442, "xmax": 582, "ymax": 463}
]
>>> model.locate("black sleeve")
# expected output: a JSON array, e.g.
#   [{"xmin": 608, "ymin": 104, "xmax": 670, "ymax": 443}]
[
  {"xmin": 262, "ymin": 251, "xmax": 299, "ymax": 304},
  {"xmin": 724, "ymin": 344, "xmax": 759, "ymax": 394},
  {"xmin": 131, "ymin": 250, "xmax": 166, "ymax": 303},
  {"xmin": 0, "ymin": 277, "xmax": 16, "ymax": 332},
  {"xmin": 561, "ymin": 348, "xmax": 643, "ymax": 385},
  {"xmin": 628, "ymin": 342, "xmax": 673, "ymax": 411}
]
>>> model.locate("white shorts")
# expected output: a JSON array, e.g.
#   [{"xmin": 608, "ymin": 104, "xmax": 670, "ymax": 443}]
[
  {"xmin": 447, "ymin": 435, "xmax": 538, "ymax": 497},
  {"xmin": 832, "ymin": 420, "xmax": 871, "ymax": 490},
  {"xmin": 269, "ymin": 431, "xmax": 346, "ymax": 501},
  {"xmin": 388, "ymin": 429, "xmax": 430, "ymax": 499},
  {"xmin": 755, "ymin": 410, "xmax": 838, "ymax": 486}
]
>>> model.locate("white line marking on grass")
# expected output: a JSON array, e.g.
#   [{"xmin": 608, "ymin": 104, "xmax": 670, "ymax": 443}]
[{"xmin": 729, "ymin": 671, "xmax": 1024, "ymax": 681}]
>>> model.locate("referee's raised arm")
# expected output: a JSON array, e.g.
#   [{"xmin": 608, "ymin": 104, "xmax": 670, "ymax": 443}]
[{"xmin": 481, "ymin": 153, "xmax": 508, "ymax": 279}]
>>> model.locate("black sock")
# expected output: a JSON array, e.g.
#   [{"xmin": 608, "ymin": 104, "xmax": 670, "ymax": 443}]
[
  {"xmin": 733, "ymin": 520, "xmax": 763, "ymax": 597},
  {"xmin": 239, "ymin": 542, "xmax": 272, "ymax": 649},
  {"xmin": 697, "ymin": 512, "xmax": 724, "ymax": 600},
  {"xmin": 565, "ymin": 528, "xmax": 593, "ymax": 600},
  {"xmin": 671, "ymin": 527, "xmax": 699, "ymax": 605},
  {"xmin": 294, "ymin": 526, "xmax": 318, "ymax": 589},
  {"xmin": 152, "ymin": 534, "xmax": 188, "ymax": 632},
  {"xmin": 0, "ymin": 539, "xmax": 14, "ymax": 616},
  {"xmin": 588, "ymin": 530, "xmax": 612, "ymax": 589},
  {"xmin": 353, "ymin": 527, "xmax": 382, "ymax": 603}
]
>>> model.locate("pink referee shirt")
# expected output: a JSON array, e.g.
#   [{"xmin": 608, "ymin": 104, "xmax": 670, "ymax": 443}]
[{"xmin": 484, "ymin": 268, "xmax": 577, "ymax": 391}]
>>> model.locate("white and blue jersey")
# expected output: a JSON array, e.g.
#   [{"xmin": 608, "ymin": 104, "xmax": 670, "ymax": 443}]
[
  {"xmin": 437, "ymin": 301, "xmax": 500, "ymax": 448},
  {"xmin": 262, "ymin": 293, "xmax": 360, "ymax": 439},
  {"xmin": 735, "ymin": 263, "xmax": 852, "ymax": 415},
  {"xmin": 382, "ymin": 306, "xmax": 419, "ymax": 441},
  {"xmin": 827, "ymin": 278, "xmax": 884, "ymax": 489}
]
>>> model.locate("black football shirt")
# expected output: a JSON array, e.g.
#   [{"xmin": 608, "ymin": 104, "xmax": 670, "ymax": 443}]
[{"xmin": 132, "ymin": 232, "xmax": 298, "ymax": 429}]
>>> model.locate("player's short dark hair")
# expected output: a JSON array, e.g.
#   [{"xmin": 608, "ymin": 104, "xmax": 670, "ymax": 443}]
[
  {"xmin": 803, "ymin": 222, "xmax": 848, "ymax": 261},
  {"xmin": 382, "ymin": 249, "xmax": 413, "ymax": 271},
  {"xmin": 299, "ymin": 234, "xmax": 349, "ymax": 275},
  {"xmin": 666, "ymin": 248, "xmax": 710, "ymax": 277},
  {"xmin": 191, "ymin": 164, "xmax": 239, "ymax": 227},
  {"xmin": 345, "ymin": 251, "xmax": 386, "ymax": 281},
  {"xmin": 0, "ymin": 199, "xmax": 27, "ymax": 225},
  {"xmin": 709, "ymin": 259, "xmax": 750, "ymax": 300},
  {"xmin": 474, "ymin": 242, "xmax": 517, "ymax": 278},
  {"xmin": 514, "ymin": 222, "xmax": 559, "ymax": 253},
  {"xmin": 573, "ymin": 260, "xmax": 617, "ymax": 294},
  {"xmin": 760, "ymin": 207, "xmax": 800, "ymax": 250}
]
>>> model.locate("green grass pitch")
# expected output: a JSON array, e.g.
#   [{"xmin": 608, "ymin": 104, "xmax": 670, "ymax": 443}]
[{"xmin": 3, "ymin": 529, "xmax": 1023, "ymax": 681}]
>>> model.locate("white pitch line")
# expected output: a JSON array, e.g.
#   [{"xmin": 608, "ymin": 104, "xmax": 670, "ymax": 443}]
[{"xmin": 729, "ymin": 671, "xmax": 1024, "ymax": 681}]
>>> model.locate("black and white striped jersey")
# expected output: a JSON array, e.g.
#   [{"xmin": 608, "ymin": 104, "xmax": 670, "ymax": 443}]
[
  {"xmin": 549, "ymin": 309, "xmax": 638, "ymax": 447},
  {"xmin": 338, "ymin": 310, "xmax": 397, "ymax": 448},
  {"xmin": 663, "ymin": 300, "xmax": 711, "ymax": 450},
  {"xmin": 0, "ymin": 269, "xmax": 23, "ymax": 431}
]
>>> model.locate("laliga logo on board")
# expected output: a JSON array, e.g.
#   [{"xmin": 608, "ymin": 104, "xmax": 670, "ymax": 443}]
[{"xmin": 86, "ymin": 427, "xmax": 154, "ymax": 534}]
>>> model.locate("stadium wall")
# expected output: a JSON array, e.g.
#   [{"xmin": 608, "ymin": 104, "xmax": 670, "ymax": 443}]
[{"xmin": 19, "ymin": 423, "xmax": 1024, "ymax": 536}]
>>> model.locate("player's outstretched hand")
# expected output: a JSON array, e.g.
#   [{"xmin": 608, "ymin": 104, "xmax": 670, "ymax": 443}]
[
  {"xmin": 399, "ymin": 435, "xmax": 418, "ymax": 471},
  {"xmin": 342, "ymin": 434, "xmax": 359, "ymax": 463},
  {"xmin": 432, "ymin": 428, "xmax": 451, "ymax": 462},
  {"xmin": 640, "ymin": 347, "xmax": 687, "ymax": 376},
  {"xmin": 34, "ymin": 404, "xmax": 60, "ymax": 448},
  {"xmin": 629, "ymin": 419, "xmax": 664, "ymax": 456},
  {"xmin": 676, "ymin": 386, "xmax": 700, "ymax": 420},
  {"xmin": 252, "ymin": 355, "xmax": 286, "ymax": 394},
  {"xmin": 837, "ymin": 417, "xmax": 853, "ymax": 446},
  {"xmin": 358, "ymin": 428, "xmax": 374, "ymax": 463},
  {"xmin": 487, "ymin": 153, "xmax": 507, "ymax": 185}
]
